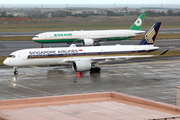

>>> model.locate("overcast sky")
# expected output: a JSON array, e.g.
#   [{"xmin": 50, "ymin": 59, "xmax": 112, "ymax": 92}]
[{"xmin": 1, "ymin": 0, "xmax": 180, "ymax": 4}]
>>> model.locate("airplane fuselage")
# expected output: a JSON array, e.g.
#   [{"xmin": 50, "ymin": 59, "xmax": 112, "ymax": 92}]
[
  {"xmin": 3, "ymin": 44, "xmax": 158, "ymax": 67},
  {"xmin": 32, "ymin": 29, "xmax": 145, "ymax": 44}
]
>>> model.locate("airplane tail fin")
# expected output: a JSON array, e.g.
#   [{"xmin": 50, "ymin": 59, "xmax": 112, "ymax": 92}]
[
  {"xmin": 129, "ymin": 13, "xmax": 146, "ymax": 30},
  {"xmin": 69, "ymin": 40, "xmax": 77, "ymax": 47},
  {"xmin": 138, "ymin": 22, "xmax": 162, "ymax": 45}
]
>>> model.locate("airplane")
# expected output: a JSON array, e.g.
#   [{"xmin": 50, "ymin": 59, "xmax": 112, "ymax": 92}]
[
  {"xmin": 32, "ymin": 13, "xmax": 146, "ymax": 47},
  {"xmin": 3, "ymin": 22, "xmax": 168, "ymax": 75}
]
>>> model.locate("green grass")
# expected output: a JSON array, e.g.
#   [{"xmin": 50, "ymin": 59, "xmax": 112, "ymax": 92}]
[
  {"xmin": 1, "ymin": 22, "xmax": 180, "ymax": 32},
  {"xmin": 0, "ymin": 23, "xmax": 129, "ymax": 32},
  {"xmin": 147, "ymin": 50, "xmax": 180, "ymax": 57},
  {"xmin": 0, "ymin": 56, "xmax": 6, "ymax": 66},
  {"xmin": 0, "ymin": 36, "xmax": 33, "ymax": 41}
]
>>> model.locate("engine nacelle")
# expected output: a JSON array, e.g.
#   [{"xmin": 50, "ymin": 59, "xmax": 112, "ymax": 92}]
[
  {"xmin": 82, "ymin": 38, "xmax": 94, "ymax": 46},
  {"xmin": 72, "ymin": 60, "xmax": 92, "ymax": 72}
]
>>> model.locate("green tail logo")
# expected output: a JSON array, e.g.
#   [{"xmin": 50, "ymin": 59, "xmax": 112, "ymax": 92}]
[{"xmin": 129, "ymin": 13, "xmax": 146, "ymax": 30}]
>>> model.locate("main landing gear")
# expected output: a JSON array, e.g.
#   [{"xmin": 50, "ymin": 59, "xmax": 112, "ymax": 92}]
[
  {"xmin": 93, "ymin": 41, "xmax": 101, "ymax": 46},
  {"xmin": 13, "ymin": 66, "xmax": 18, "ymax": 75},
  {"xmin": 90, "ymin": 67, "xmax": 101, "ymax": 73}
]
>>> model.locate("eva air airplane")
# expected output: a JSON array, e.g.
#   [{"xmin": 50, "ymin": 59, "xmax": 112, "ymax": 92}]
[
  {"xmin": 4, "ymin": 22, "xmax": 168, "ymax": 75},
  {"xmin": 33, "ymin": 13, "xmax": 146, "ymax": 47}
]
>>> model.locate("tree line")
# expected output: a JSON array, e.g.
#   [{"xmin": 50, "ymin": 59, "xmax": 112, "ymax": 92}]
[{"xmin": 0, "ymin": 9, "xmax": 180, "ymax": 19}]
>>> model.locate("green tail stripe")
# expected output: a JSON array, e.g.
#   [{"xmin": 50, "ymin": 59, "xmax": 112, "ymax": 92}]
[{"xmin": 129, "ymin": 13, "xmax": 146, "ymax": 30}]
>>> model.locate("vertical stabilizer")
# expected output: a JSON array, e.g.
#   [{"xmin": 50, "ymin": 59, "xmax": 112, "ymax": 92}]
[
  {"xmin": 129, "ymin": 13, "xmax": 146, "ymax": 30},
  {"xmin": 69, "ymin": 40, "xmax": 77, "ymax": 47},
  {"xmin": 138, "ymin": 22, "xmax": 162, "ymax": 45}
]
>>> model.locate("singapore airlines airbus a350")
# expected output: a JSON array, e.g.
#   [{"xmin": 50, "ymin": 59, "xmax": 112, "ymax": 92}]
[
  {"xmin": 32, "ymin": 13, "xmax": 146, "ymax": 47},
  {"xmin": 4, "ymin": 22, "xmax": 168, "ymax": 75}
]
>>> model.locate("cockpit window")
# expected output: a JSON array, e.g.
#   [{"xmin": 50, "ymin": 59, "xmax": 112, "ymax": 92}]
[
  {"xmin": 8, "ymin": 55, "xmax": 16, "ymax": 58},
  {"xmin": 34, "ymin": 36, "xmax": 39, "ymax": 38}
]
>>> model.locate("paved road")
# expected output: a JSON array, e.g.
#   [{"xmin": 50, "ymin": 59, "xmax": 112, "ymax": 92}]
[{"xmin": 0, "ymin": 28, "xmax": 180, "ymax": 36}]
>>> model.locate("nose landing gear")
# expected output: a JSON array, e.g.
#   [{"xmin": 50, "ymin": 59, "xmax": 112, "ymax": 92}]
[{"xmin": 13, "ymin": 66, "xmax": 18, "ymax": 75}]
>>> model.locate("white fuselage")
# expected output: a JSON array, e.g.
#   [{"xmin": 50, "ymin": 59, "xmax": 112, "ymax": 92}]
[
  {"xmin": 3, "ymin": 44, "xmax": 159, "ymax": 67},
  {"xmin": 32, "ymin": 29, "xmax": 145, "ymax": 44}
]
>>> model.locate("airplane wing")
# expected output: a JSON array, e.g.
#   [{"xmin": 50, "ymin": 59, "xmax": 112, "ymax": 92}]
[
  {"xmin": 92, "ymin": 49, "xmax": 169, "ymax": 62},
  {"xmin": 63, "ymin": 49, "xmax": 169, "ymax": 63},
  {"xmin": 63, "ymin": 54, "xmax": 155, "ymax": 64},
  {"xmin": 91, "ymin": 55, "xmax": 155, "ymax": 63}
]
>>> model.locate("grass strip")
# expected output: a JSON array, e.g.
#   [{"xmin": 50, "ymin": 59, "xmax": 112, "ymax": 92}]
[
  {"xmin": 0, "ymin": 56, "xmax": 6, "ymax": 66},
  {"xmin": 1, "ymin": 22, "xmax": 180, "ymax": 32}
]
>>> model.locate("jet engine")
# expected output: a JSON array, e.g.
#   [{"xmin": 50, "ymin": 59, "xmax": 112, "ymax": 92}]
[
  {"xmin": 82, "ymin": 39, "xmax": 94, "ymax": 46},
  {"xmin": 72, "ymin": 60, "xmax": 92, "ymax": 72}
]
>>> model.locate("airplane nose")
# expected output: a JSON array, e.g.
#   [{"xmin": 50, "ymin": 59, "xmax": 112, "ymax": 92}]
[{"xmin": 3, "ymin": 59, "xmax": 9, "ymax": 66}]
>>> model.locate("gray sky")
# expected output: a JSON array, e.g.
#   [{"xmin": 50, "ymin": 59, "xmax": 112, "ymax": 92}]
[{"xmin": 1, "ymin": 0, "xmax": 180, "ymax": 4}]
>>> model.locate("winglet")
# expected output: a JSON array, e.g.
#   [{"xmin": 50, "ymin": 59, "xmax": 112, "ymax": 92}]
[
  {"xmin": 158, "ymin": 49, "xmax": 169, "ymax": 56},
  {"xmin": 129, "ymin": 13, "xmax": 146, "ymax": 30},
  {"xmin": 69, "ymin": 40, "xmax": 77, "ymax": 47},
  {"xmin": 138, "ymin": 22, "xmax": 162, "ymax": 45}
]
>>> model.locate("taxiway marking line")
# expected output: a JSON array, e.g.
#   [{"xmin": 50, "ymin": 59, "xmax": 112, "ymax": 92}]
[{"xmin": 10, "ymin": 81, "xmax": 53, "ymax": 96}]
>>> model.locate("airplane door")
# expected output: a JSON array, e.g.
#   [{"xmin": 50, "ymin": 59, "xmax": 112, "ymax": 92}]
[
  {"xmin": 22, "ymin": 53, "xmax": 27, "ymax": 60},
  {"xmin": 133, "ymin": 48, "xmax": 137, "ymax": 54},
  {"xmin": 101, "ymin": 49, "xmax": 105, "ymax": 56}
]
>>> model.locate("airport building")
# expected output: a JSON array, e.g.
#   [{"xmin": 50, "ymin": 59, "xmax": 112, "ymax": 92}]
[
  {"xmin": 0, "ymin": 91, "xmax": 180, "ymax": 120},
  {"xmin": 140, "ymin": 7, "xmax": 170, "ymax": 13}
]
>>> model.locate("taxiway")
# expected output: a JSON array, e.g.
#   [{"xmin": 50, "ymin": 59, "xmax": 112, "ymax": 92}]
[{"xmin": 0, "ymin": 58, "xmax": 179, "ymax": 105}]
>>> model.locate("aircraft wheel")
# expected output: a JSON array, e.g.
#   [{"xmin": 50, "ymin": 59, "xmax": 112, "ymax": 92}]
[
  {"xmin": 90, "ymin": 67, "xmax": 101, "ymax": 73},
  {"xmin": 90, "ymin": 68, "xmax": 95, "ymax": 73},
  {"xmin": 14, "ymin": 71, "xmax": 18, "ymax": 75},
  {"xmin": 96, "ymin": 68, "xmax": 101, "ymax": 72}
]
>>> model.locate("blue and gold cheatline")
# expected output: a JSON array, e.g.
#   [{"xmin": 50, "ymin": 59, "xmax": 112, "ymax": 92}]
[{"xmin": 27, "ymin": 49, "xmax": 157, "ymax": 59}]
